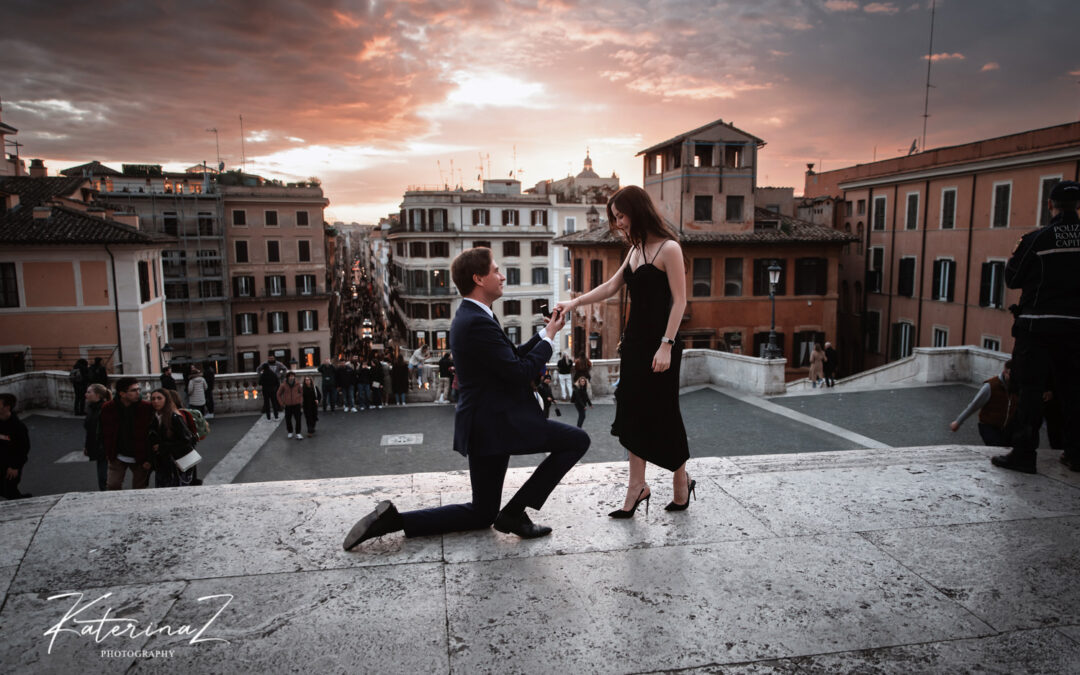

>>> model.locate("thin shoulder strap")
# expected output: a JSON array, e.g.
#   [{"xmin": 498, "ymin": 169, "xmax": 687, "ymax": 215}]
[{"xmin": 649, "ymin": 239, "xmax": 669, "ymax": 264}]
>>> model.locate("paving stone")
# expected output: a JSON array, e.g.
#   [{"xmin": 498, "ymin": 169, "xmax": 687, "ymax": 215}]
[
  {"xmin": 444, "ymin": 534, "xmax": 991, "ymax": 673},
  {"xmin": 795, "ymin": 628, "xmax": 1080, "ymax": 674},
  {"xmin": 0, "ymin": 494, "xmax": 62, "ymax": 523},
  {"xmin": 0, "ymin": 581, "xmax": 186, "ymax": 674},
  {"xmin": 727, "ymin": 445, "xmax": 982, "ymax": 474},
  {"xmin": 0, "ymin": 516, "xmax": 40, "ymax": 599},
  {"xmin": 440, "ymin": 479, "xmax": 773, "ymax": 564},
  {"xmin": 863, "ymin": 516, "xmax": 1080, "ymax": 631},
  {"xmin": 131, "ymin": 566, "xmax": 448, "ymax": 675},
  {"xmin": 649, "ymin": 660, "xmax": 801, "ymax": 674},
  {"xmin": 1058, "ymin": 625, "xmax": 1080, "ymax": 645},
  {"xmin": 10, "ymin": 492, "xmax": 443, "ymax": 594},
  {"xmin": 720, "ymin": 460, "xmax": 1080, "ymax": 536}
]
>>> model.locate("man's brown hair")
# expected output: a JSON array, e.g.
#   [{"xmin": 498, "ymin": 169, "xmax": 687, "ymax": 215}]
[{"xmin": 451, "ymin": 247, "xmax": 493, "ymax": 296}]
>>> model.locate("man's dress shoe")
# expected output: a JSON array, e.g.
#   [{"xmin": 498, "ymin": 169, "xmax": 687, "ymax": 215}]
[
  {"xmin": 492, "ymin": 510, "xmax": 552, "ymax": 539},
  {"xmin": 343, "ymin": 500, "xmax": 404, "ymax": 550}
]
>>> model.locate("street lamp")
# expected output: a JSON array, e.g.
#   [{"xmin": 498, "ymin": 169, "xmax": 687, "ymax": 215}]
[
  {"xmin": 160, "ymin": 342, "xmax": 174, "ymax": 370},
  {"xmin": 764, "ymin": 261, "xmax": 782, "ymax": 359}
]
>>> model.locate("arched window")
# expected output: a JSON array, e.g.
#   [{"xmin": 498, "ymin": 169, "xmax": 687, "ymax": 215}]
[{"xmin": 856, "ymin": 222, "xmax": 864, "ymax": 255}]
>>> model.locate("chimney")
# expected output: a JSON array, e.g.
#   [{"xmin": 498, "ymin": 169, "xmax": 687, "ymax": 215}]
[
  {"xmin": 29, "ymin": 159, "xmax": 47, "ymax": 178},
  {"xmin": 33, "ymin": 206, "xmax": 52, "ymax": 219}
]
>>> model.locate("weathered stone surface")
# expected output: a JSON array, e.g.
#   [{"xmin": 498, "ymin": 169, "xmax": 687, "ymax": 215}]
[
  {"xmin": 441, "ymin": 479, "xmax": 772, "ymax": 564},
  {"xmin": 864, "ymin": 516, "xmax": 1080, "ymax": 631},
  {"xmin": 10, "ymin": 492, "xmax": 442, "ymax": 594},
  {"xmin": 0, "ymin": 581, "xmax": 187, "ymax": 674},
  {"xmin": 0, "ymin": 494, "xmax": 61, "ymax": 523},
  {"xmin": 131, "ymin": 566, "xmax": 448, "ymax": 674},
  {"xmin": 0, "ymin": 516, "xmax": 40, "ymax": 599},
  {"xmin": 444, "ymin": 534, "xmax": 991, "ymax": 673},
  {"xmin": 721, "ymin": 460, "xmax": 1080, "ymax": 536},
  {"xmin": 795, "ymin": 628, "xmax": 1080, "ymax": 674}
]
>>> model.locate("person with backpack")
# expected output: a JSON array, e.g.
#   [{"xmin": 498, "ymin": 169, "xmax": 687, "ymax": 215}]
[
  {"xmin": 70, "ymin": 359, "xmax": 90, "ymax": 415},
  {"xmin": 186, "ymin": 367, "xmax": 209, "ymax": 414},
  {"xmin": 89, "ymin": 357, "xmax": 109, "ymax": 387}
]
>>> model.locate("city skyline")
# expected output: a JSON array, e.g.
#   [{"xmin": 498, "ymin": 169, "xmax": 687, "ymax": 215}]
[{"xmin": 3, "ymin": 0, "xmax": 1079, "ymax": 224}]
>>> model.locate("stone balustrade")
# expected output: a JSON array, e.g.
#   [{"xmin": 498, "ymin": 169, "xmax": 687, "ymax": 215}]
[{"xmin": 0, "ymin": 346, "xmax": 1008, "ymax": 414}]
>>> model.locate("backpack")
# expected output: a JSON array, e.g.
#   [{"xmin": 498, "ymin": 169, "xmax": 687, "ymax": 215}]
[{"xmin": 182, "ymin": 408, "xmax": 210, "ymax": 441}]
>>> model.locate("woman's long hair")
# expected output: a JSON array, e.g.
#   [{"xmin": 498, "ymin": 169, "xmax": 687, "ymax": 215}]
[
  {"xmin": 151, "ymin": 387, "xmax": 179, "ymax": 438},
  {"xmin": 607, "ymin": 185, "xmax": 678, "ymax": 250}
]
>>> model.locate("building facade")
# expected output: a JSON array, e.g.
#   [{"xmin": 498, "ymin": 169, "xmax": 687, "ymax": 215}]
[
  {"xmin": 0, "ymin": 174, "xmax": 173, "ymax": 375},
  {"xmin": 560, "ymin": 119, "xmax": 854, "ymax": 377},
  {"xmin": 389, "ymin": 179, "xmax": 557, "ymax": 353},
  {"xmin": 222, "ymin": 184, "xmax": 331, "ymax": 372},
  {"xmin": 70, "ymin": 163, "xmax": 232, "ymax": 372},
  {"xmin": 801, "ymin": 121, "xmax": 1080, "ymax": 375}
]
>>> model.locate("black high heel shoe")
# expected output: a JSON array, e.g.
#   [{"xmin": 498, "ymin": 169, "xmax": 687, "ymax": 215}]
[
  {"xmin": 609, "ymin": 486, "xmax": 650, "ymax": 519},
  {"xmin": 664, "ymin": 479, "xmax": 697, "ymax": 512}
]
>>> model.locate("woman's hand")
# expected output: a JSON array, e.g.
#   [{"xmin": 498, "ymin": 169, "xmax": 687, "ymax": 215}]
[
  {"xmin": 552, "ymin": 299, "xmax": 575, "ymax": 317},
  {"xmin": 651, "ymin": 343, "xmax": 672, "ymax": 373}
]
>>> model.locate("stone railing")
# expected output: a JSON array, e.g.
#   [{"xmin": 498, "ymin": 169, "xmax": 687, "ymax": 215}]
[
  {"xmin": 784, "ymin": 346, "xmax": 1008, "ymax": 393},
  {"xmin": 1, "ymin": 370, "xmax": 318, "ymax": 415},
  {"xmin": 3, "ymin": 348, "xmax": 789, "ymax": 413}
]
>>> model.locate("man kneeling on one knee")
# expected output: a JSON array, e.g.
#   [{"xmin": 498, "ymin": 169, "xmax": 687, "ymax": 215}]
[{"xmin": 343, "ymin": 247, "xmax": 589, "ymax": 549}]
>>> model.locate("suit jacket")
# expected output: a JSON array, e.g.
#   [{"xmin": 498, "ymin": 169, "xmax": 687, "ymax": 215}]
[{"xmin": 452, "ymin": 300, "xmax": 552, "ymax": 457}]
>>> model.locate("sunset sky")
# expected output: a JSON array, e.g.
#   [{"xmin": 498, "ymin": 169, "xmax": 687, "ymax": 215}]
[{"xmin": 4, "ymin": 0, "xmax": 1079, "ymax": 224}]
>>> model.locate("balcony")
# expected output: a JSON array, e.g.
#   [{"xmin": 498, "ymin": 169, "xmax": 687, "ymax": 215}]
[
  {"xmin": 232, "ymin": 289, "xmax": 332, "ymax": 301},
  {"xmin": 388, "ymin": 222, "xmax": 458, "ymax": 235}
]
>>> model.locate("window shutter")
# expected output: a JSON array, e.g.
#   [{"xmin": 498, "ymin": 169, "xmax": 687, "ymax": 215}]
[
  {"xmin": 472, "ymin": 210, "xmax": 479, "ymax": 225},
  {"xmin": 978, "ymin": 263, "xmax": 991, "ymax": 307},
  {"xmin": 282, "ymin": 312, "xmax": 289, "ymax": 333},
  {"xmin": 251, "ymin": 314, "xmax": 258, "ymax": 335},
  {"xmin": 890, "ymin": 323, "xmax": 903, "ymax": 360},
  {"xmin": 235, "ymin": 314, "xmax": 242, "ymax": 335},
  {"xmin": 946, "ymin": 262, "xmax": 955, "ymax": 302},
  {"xmin": 312, "ymin": 311, "xmax": 318, "ymax": 330},
  {"xmin": 931, "ymin": 261, "xmax": 942, "ymax": 300},
  {"xmin": 233, "ymin": 277, "xmax": 241, "ymax": 298}
]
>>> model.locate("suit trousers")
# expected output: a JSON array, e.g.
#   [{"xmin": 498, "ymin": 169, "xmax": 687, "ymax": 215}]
[{"xmin": 400, "ymin": 420, "xmax": 589, "ymax": 537}]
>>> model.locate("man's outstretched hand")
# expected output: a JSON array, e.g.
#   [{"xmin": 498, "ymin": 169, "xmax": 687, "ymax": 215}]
[{"xmin": 544, "ymin": 307, "xmax": 567, "ymax": 340}]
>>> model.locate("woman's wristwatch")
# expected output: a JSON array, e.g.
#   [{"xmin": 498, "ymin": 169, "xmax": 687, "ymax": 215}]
[{"xmin": 660, "ymin": 336, "xmax": 675, "ymax": 345}]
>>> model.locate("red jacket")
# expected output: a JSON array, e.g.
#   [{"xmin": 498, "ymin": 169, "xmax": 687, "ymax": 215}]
[
  {"xmin": 100, "ymin": 399, "xmax": 155, "ymax": 463},
  {"xmin": 277, "ymin": 380, "xmax": 303, "ymax": 406}
]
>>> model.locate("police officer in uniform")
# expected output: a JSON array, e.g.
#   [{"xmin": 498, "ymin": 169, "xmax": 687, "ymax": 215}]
[{"xmin": 991, "ymin": 180, "xmax": 1080, "ymax": 473}]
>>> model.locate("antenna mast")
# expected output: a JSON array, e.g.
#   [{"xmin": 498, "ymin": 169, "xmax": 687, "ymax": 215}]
[
  {"xmin": 921, "ymin": 0, "xmax": 936, "ymax": 153},
  {"xmin": 239, "ymin": 114, "xmax": 247, "ymax": 173},
  {"xmin": 206, "ymin": 128, "xmax": 221, "ymax": 169}
]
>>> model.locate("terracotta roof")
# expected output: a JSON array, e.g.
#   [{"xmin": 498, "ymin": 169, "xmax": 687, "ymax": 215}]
[
  {"xmin": 0, "ymin": 176, "xmax": 91, "ymax": 208},
  {"xmin": 555, "ymin": 207, "xmax": 858, "ymax": 247},
  {"xmin": 0, "ymin": 204, "xmax": 173, "ymax": 245},
  {"xmin": 637, "ymin": 118, "xmax": 766, "ymax": 156},
  {"xmin": 60, "ymin": 160, "xmax": 123, "ymax": 177}
]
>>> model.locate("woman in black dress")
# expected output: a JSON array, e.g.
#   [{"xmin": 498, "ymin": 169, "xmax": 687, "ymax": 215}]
[{"xmin": 555, "ymin": 185, "xmax": 692, "ymax": 518}]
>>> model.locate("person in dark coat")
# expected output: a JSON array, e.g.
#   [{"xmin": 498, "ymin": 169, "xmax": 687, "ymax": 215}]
[
  {"xmin": 0, "ymin": 393, "xmax": 32, "ymax": 499},
  {"xmin": 160, "ymin": 365, "xmax": 178, "ymax": 391},
  {"xmin": 258, "ymin": 365, "xmax": 282, "ymax": 420},
  {"xmin": 571, "ymin": 376, "xmax": 592, "ymax": 429},
  {"xmin": 202, "ymin": 362, "xmax": 216, "ymax": 418},
  {"xmin": 71, "ymin": 358, "xmax": 90, "ymax": 415},
  {"xmin": 823, "ymin": 342, "xmax": 838, "ymax": 387},
  {"xmin": 82, "ymin": 383, "xmax": 111, "ymax": 491},
  {"xmin": 100, "ymin": 377, "xmax": 154, "ymax": 490},
  {"xmin": 369, "ymin": 357, "xmax": 385, "ymax": 408},
  {"xmin": 147, "ymin": 388, "xmax": 198, "ymax": 488},
  {"xmin": 537, "ymin": 375, "xmax": 556, "ymax": 419},
  {"xmin": 391, "ymin": 354, "xmax": 409, "ymax": 405},
  {"xmin": 317, "ymin": 359, "xmax": 337, "ymax": 412},
  {"xmin": 89, "ymin": 357, "xmax": 109, "ymax": 387},
  {"xmin": 302, "ymin": 376, "xmax": 321, "ymax": 435}
]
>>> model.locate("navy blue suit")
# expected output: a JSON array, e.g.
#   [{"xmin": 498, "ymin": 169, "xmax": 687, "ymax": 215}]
[{"xmin": 401, "ymin": 299, "xmax": 589, "ymax": 537}]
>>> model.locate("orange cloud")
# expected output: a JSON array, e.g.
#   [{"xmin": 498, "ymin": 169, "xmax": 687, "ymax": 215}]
[
  {"xmin": 332, "ymin": 10, "xmax": 361, "ymax": 28},
  {"xmin": 981, "ymin": 62, "xmax": 1000, "ymax": 72},
  {"xmin": 922, "ymin": 52, "xmax": 965, "ymax": 62},
  {"xmin": 864, "ymin": 2, "xmax": 900, "ymax": 13}
]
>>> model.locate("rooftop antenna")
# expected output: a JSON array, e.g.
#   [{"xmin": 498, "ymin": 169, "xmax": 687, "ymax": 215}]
[
  {"xmin": 239, "ymin": 114, "xmax": 247, "ymax": 173},
  {"xmin": 437, "ymin": 160, "xmax": 446, "ymax": 187},
  {"xmin": 206, "ymin": 128, "xmax": 222, "ymax": 170},
  {"xmin": 921, "ymin": 0, "xmax": 937, "ymax": 153}
]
